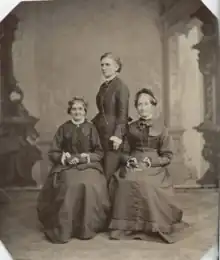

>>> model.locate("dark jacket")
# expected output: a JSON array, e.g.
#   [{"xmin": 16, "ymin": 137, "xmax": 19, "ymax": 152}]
[{"xmin": 92, "ymin": 76, "xmax": 130, "ymax": 151}]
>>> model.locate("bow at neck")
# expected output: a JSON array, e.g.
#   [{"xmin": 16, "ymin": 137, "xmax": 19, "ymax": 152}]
[{"xmin": 138, "ymin": 117, "xmax": 153, "ymax": 129}]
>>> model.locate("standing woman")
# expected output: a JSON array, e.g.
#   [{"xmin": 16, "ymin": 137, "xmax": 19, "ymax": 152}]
[{"xmin": 92, "ymin": 52, "xmax": 130, "ymax": 180}]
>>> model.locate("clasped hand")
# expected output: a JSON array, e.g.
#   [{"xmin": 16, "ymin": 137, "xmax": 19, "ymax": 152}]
[
  {"xmin": 126, "ymin": 157, "xmax": 139, "ymax": 168},
  {"xmin": 61, "ymin": 152, "xmax": 79, "ymax": 165},
  {"xmin": 61, "ymin": 152, "xmax": 90, "ymax": 165},
  {"xmin": 126, "ymin": 157, "xmax": 151, "ymax": 168}
]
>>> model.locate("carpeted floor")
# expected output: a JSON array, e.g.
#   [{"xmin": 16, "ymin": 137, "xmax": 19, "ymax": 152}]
[{"xmin": 0, "ymin": 190, "xmax": 218, "ymax": 260}]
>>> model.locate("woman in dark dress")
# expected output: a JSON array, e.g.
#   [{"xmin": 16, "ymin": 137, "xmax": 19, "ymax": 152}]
[
  {"xmin": 37, "ymin": 97, "xmax": 110, "ymax": 243},
  {"xmin": 92, "ymin": 52, "xmax": 130, "ymax": 180},
  {"xmin": 108, "ymin": 88, "xmax": 190, "ymax": 243}
]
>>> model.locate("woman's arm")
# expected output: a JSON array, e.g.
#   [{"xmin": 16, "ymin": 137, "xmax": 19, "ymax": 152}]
[
  {"xmin": 48, "ymin": 126, "xmax": 64, "ymax": 165},
  {"xmin": 86, "ymin": 124, "xmax": 104, "ymax": 163},
  {"xmin": 114, "ymin": 84, "xmax": 130, "ymax": 140},
  {"xmin": 150, "ymin": 127, "xmax": 173, "ymax": 167},
  {"xmin": 120, "ymin": 134, "xmax": 132, "ymax": 164}
]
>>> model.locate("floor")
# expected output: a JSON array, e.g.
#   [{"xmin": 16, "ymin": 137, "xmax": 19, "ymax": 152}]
[{"xmin": 0, "ymin": 189, "xmax": 218, "ymax": 260}]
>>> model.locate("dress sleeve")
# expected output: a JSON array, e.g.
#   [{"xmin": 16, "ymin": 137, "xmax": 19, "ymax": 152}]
[
  {"xmin": 114, "ymin": 84, "xmax": 130, "ymax": 140},
  {"xmin": 120, "ymin": 133, "xmax": 132, "ymax": 165},
  {"xmin": 92, "ymin": 87, "xmax": 101, "ymax": 125},
  {"xmin": 150, "ymin": 127, "xmax": 173, "ymax": 167},
  {"xmin": 48, "ymin": 126, "xmax": 64, "ymax": 164},
  {"xmin": 88, "ymin": 124, "xmax": 104, "ymax": 162}
]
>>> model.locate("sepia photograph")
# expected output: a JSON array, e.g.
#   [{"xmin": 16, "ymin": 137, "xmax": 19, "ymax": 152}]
[{"xmin": 0, "ymin": 0, "xmax": 219, "ymax": 259}]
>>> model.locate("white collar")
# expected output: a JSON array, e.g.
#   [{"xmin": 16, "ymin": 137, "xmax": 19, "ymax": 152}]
[{"xmin": 71, "ymin": 118, "xmax": 85, "ymax": 126}]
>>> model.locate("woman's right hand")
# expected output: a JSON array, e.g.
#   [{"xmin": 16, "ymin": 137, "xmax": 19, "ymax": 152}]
[
  {"xmin": 61, "ymin": 152, "xmax": 70, "ymax": 165},
  {"xmin": 68, "ymin": 157, "xmax": 80, "ymax": 165},
  {"xmin": 126, "ymin": 157, "xmax": 138, "ymax": 168}
]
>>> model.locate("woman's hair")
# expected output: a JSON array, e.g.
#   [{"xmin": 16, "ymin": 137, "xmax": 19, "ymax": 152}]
[
  {"xmin": 100, "ymin": 52, "xmax": 122, "ymax": 73},
  {"xmin": 67, "ymin": 96, "xmax": 88, "ymax": 114},
  {"xmin": 134, "ymin": 88, "xmax": 158, "ymax": 108}
]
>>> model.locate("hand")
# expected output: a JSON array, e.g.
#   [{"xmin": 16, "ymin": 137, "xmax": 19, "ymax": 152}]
[
  {"xmin": 110, "ymin": 136, "xmax": 122, "ymax": 150},
  {"xmin": 80, "ymin": 153, "xmax": 90, "ymax": 163},
  {"xmin": 65, "ymin": 152, "xmax": 71, "ymax": 159},
  {"xmin": 126, "ymin": 157, "xmax": 138, "ymax": 168},
  {"xmin": 68, "ymin": 157, "xmax": 79, "ymax": 165},
  {"xmin": 143, "ymin": 157, "xmax": 152, "ymax": 168}
]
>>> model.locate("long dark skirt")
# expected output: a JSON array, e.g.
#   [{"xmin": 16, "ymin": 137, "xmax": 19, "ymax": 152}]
[
  {"xmin": 103, "ymin": 150, "xmax": 121, "ymax": 180},
  {"xmin": 108, "ymin": 166, "xmax": 191, "ymax": 243},
  {"xmin": 37, "ymin": 167, "xmax": 110, "ymax": 243}
]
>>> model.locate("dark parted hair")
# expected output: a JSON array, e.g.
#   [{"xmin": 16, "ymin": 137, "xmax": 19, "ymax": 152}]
[
  {"xmin": 100, "ymin": 52, "xmax": 122, "ymax": 73},
  {"xmin": 67, "ymin": 96, "xmax": 88, "ymax": 114},
  {"xmin": 134, "ymin": 88, "xmax": 158, "ymax": 108}
]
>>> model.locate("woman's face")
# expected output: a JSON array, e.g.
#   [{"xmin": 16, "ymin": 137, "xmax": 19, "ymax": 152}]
[
  {"xmin": 70, "ymin": 101, "xmax": 86, "ymax": 121},
  {"xmin": 136, "ymin": 93, "xmax": 154, "ymax": 119},
  {"xmin": 101, "ymin": 57, "xmax": 119, "ymax": 79}
]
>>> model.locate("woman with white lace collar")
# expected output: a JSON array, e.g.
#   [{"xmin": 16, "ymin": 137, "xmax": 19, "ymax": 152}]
[{"xmin": 37, "ymin": 97, "xmax": 110, "ymax": 243}]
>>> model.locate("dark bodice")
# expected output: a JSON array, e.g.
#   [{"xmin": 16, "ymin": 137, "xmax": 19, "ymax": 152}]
[
  {"xmin": 49, "ymin": 120, "xmax": 103, "ymax": 173},
  {"xmin": 123, "ymin": 118, "xmax": 173, "ymax": 167},
  {"xmin": 58, "ymin": 121, "xmax": 97, "ymax": 154},
  {"xmin": 93, "ymin": 77, "xmax": 130, "ymax": 148}
]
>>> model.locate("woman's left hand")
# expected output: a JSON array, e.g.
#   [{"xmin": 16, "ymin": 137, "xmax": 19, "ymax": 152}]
[
  {"xmin": 143, "ymin": 157, "xmax": 152, "ymax": 168},
  {"xmin": 110, "ymin": 136, "xmax": 122, "ymax": 150},
  {"xmin": 80, "ymin": 153, "xmax": 90, "ymax": 163}
]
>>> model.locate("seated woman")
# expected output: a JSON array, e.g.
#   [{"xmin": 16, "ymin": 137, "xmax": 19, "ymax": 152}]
[
  {"xmin": 108, "ymin": 88, "xmax": 190, "ymax": 244},
  {"xmin": 37, "ymin": 97, "xmax": 110, "ymax": 243}
]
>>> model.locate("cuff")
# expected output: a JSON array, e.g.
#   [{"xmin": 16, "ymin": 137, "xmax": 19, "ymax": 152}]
[
  {"xmin": 150, "ymin": 156, "xmax": 170, "ymax": 167},
  {"xmin": 61, "ymin": 152, "xmax": 66, "ymax": 165},
  {"xmin": 61, "ymin": 152, "xmax": 71, "ymax": 165}
]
